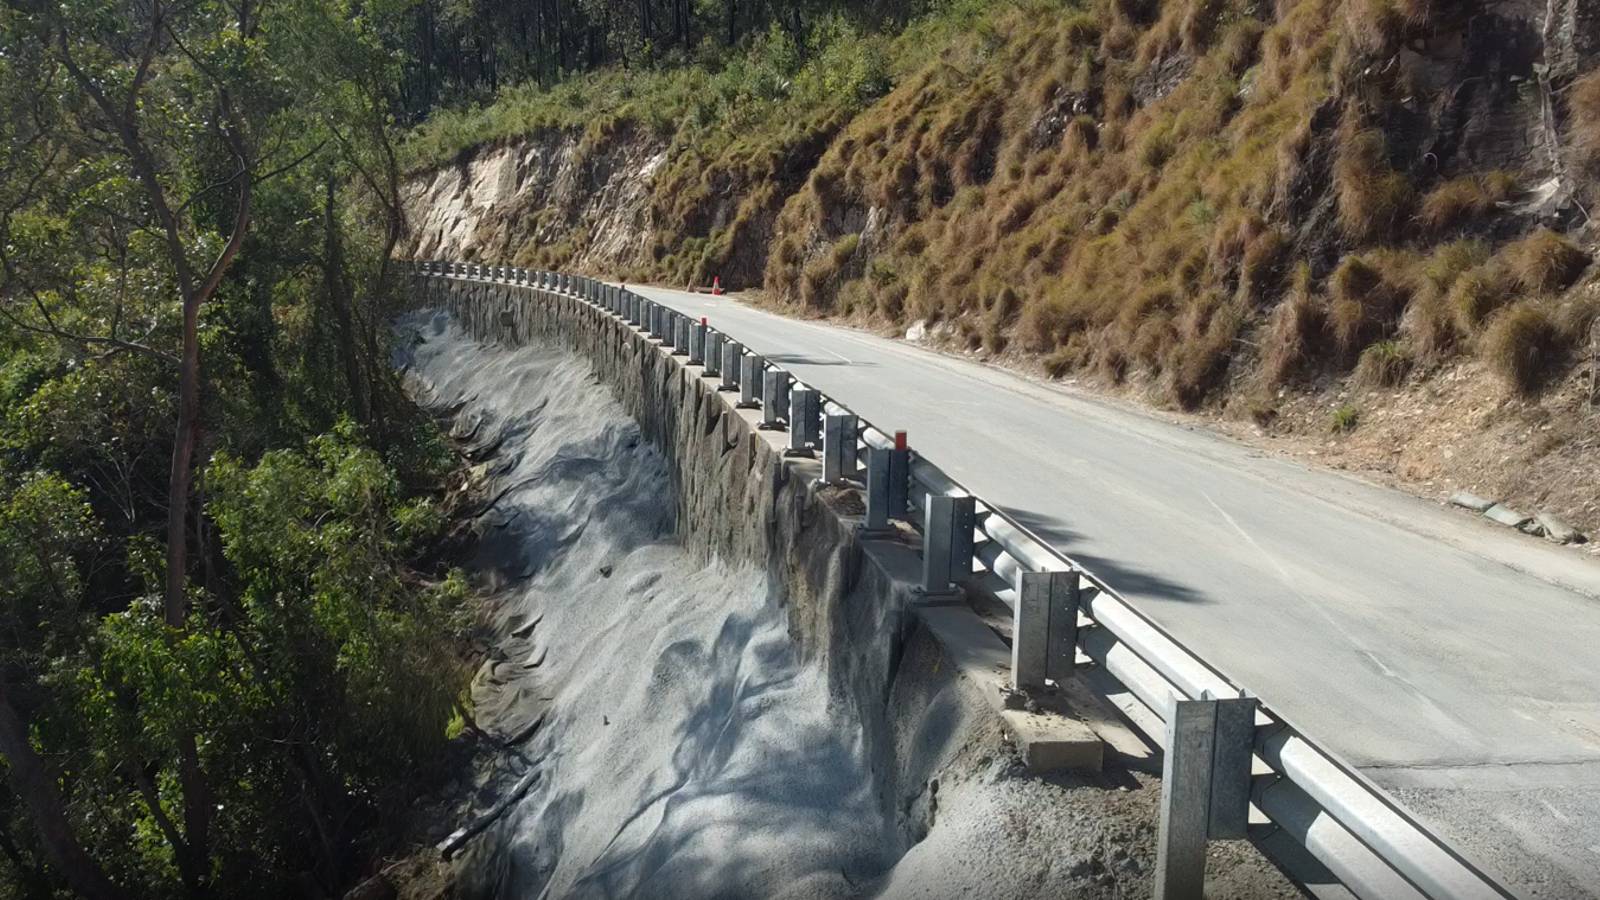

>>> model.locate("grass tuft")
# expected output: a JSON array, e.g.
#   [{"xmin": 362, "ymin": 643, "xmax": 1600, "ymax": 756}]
[
  {"xmin": 1502, "ymin": 227, "xmax": 1591, "ymax": 294},
  {"xmin": 1329, "ymin": 253, "xmax": 1410, "ymax": 354},
  {"xmin": 1448, "ymin": 263, "xmax": 1513, "ymax": 330},
  {"xmin": 1328, "ymin": 403, "xmax": 1360, "ymax": 433},
  {"xmin": 1483, "ymin": 301, "xmax": 1567, "ymax": 394},
  {"xmin": 1335, "ymin": 120, "xmax": 1413, "ymax": 243},
  {"xmin": 1354, "ymin": 339, "xmax": 1411, "ymax": 388},
  {"xmin": 1568, "ymin": 69, "xmax": 1600, "ymax": 202},
  {"xmin": 1418, "ymin": 172, "xmax": 1516, "ymax": 234}
]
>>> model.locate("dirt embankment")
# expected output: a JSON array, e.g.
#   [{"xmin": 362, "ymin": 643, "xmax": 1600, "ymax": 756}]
[{"xmin": 402, "ymin": 0, "xmax": 1600, "ymax": 539}]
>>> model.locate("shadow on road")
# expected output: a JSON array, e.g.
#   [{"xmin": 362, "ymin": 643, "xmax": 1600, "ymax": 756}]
[{"xmin": 999, "ymin": 505, "xmax": 1209, "ymax": 606}]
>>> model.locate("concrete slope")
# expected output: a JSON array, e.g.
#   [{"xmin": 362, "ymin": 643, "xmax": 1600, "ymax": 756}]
[{"xmin": 629, "ymin": 284, "xmax": 1600, "ymax": 897}]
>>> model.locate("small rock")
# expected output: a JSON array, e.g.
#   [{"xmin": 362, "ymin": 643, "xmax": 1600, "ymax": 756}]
[
  {"xmin": 1448, "ymin": 491, "xmax": 1495, "ymax": 513},
  {"xmin": 1483, "ymin": 504, "xmax": 1532, "ymax": 529},
  {"xmin": 598, "ymin": 564, "xmax": 613, "ymax": 578},
  {"xmin": 1536, "ymin": 512, "xmax": 1586, "ymax": 545},
  {"xmin": 905, "ymin": 320, "xmax": 928, "ymax": 342}
]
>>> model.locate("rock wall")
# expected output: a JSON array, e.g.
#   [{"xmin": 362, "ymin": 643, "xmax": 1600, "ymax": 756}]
[{"xmin": 403, "ymin": 126, "xmax": 666, "ymax": 274}]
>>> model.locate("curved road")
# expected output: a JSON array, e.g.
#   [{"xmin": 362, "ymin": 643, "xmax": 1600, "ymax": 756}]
[{"xmin": 627, "ymin": 283, "xmax": 1600, "ymax": 897}]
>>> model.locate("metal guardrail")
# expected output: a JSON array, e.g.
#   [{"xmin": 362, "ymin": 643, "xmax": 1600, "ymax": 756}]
[{"xmin": 408, "ymin": 260, "xmax": 1515, "ymax": 900}]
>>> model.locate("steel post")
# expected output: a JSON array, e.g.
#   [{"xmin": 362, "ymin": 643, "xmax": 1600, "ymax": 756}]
[
  {"xmin": 761, "ymin": 369, "xmax": 789, "ymax": 428},
  {"xmin": 738, "ymin": 355, "xmax": 763, "ymax": 408},
  {"xmin": 722, "ymin": 341, "xmax": 743, "ymax": 391},
  {"xmin": 1012, "ymin": 569, "xmax": 1081, "ymax": 692}
]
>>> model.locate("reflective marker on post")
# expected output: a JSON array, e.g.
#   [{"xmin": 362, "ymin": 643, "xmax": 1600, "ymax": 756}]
[{"xmin": 889, "ymin": 431, "xmax": 910, "ymax": 517}]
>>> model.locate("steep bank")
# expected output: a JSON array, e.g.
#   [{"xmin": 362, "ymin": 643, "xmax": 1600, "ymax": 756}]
[
  {"xmin": 401, "ymin": 0, "xmax": 1600, "ymax": 540},
  {"xmin": 387, "ymin": 305, "xmax": 1300, "ymax": 897}
]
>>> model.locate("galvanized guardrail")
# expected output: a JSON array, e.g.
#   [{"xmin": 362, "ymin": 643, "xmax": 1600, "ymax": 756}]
[{"xmin": 408, "ymin": 260, "xmax": 1514, "ymax": 900}]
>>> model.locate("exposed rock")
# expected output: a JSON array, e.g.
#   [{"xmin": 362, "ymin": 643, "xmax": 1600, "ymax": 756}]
[{"xmin": 1537, "ymin": 512, "xmax": 1587, "ymax": 545}]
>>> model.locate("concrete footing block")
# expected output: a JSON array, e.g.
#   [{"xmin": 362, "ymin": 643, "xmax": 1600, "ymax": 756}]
[
  {"xmin": 916, "ymin": 605, "xmax": 1102, "ymax": 773},
  {"xmin": 1449, "ymin": 491, "xmax": 1495, "ymax": 513},
  {"xmin": 1483, "ymin": 504, "xmax": 1532, "ymax": 529}
]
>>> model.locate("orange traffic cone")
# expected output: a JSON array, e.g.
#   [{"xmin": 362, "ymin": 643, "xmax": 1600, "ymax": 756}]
[{"xmin": 712, "ymin": 276, "xmax": 724, "ymax": 296}]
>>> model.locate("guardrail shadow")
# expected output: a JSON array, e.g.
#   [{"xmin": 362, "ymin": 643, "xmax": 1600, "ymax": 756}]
[{"xmin": 999, "ymin": 505, "xmax": 1210, "ymax": 606}]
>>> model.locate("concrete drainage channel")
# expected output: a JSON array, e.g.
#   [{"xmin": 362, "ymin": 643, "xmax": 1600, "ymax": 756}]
[{"xmin": 407, "ymin": 262, "xmax": 1516, "ymax": 900}]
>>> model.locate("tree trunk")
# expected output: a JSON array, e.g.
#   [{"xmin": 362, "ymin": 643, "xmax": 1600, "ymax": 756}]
[
  {"xmin": 323, "ymin": 175, "xmax": 370, "ymax": 426},
  {"xmin": 0, "ymin": 686, "xmax": 123, "ymax": 900}
]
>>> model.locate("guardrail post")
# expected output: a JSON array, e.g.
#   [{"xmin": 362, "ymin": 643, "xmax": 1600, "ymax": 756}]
[
  {"xmin": 689, "ymin": 319, "xmax": 707, "ymax": 365},
  {"xmin": 721, "ymin": 341, "xmax": 742, "ymax": 391},
  {"xmin": 704, "ymin": 330, "xmax": 723, "ymax": 377},
  {"xmin": 674, "ymin": 316, "xmax": 690, "ymax": 356},
  {"xmin": 760, "ymin": 369, "xmax": 789, "ymax": 429},
  {"xmin": 864, "ymin": 447, "xmax": 893, "ymax": 532},
  {"xmin": 921, "ymin": 494, "xmax": 975, "ymax": 595},
  {"xmin": 1154, "ymin": 694, "xmax": 1258, "ymax": 900},
  {"xmin": 1012, "ymin": 570, "xmax": 1081, "ymax": 692},
  {"xmin": 738, "ymin": 355, "xmax": 763, "ymax": 408},
  {"xmin": 823, "ymin": 414, "xmax": 858, "ymax": 483},
  {"xmin": 786, "ymin": 388, "xmax": 819, "ymax": 456},
  {"xmin": 889, "ymin": 431, "xmax": 910, "ymax": 518}
]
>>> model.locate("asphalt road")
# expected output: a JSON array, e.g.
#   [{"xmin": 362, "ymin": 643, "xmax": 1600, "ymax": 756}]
[{"xmin": 627, "ymin": 283, "xmax": 1600, "ymax": 897}]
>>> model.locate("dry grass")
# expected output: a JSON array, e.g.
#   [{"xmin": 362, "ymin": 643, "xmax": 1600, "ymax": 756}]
[
  {"xmin": 1334, "ymin": 120, "xmax": 1413, "ymax": 243},
  {"xmin": 1568, "ymin": 69, "xmax": 1600, "ymax": 200},
  {"xmin": 1354, "ymin": 339, "xmax": 1411, "ymax": 388},
  {"xmin": 1328, "ymin": 253, "xmax": 1410, "ymax": 354},
  {"xmin": 1502, "ymin": 227, "xmax": 1591, "ymax": 293},
  {"xmin": 428, "ymin": 0, "xmax": 1595, "ymax": 416},
  {"xmin": 1417, "ymin": 171, "xmax": 1516, "ymax": 234},
  {"xmin": 1448, "ymin": 263, "xmax": 1513, "ymax": 330},
  {"xmin": 1263, "ymin": 267, "xmax": 1328, "ymax": 385},
  {"xmin": 1483, "ymin": 301, "xmax": 1566, "ymax": 394}
]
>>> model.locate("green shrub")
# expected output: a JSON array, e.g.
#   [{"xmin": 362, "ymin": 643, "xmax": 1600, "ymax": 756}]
[{"xmin": 1354, "ymin": 339, "xmax": 1411, "ymax": 388}]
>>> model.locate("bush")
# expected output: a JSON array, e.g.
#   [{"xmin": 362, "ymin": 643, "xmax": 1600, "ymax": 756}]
[
  {"xmin": 1354, "ymin": 339, "xmax": 1411, "ymax": 388},
  {"xmin": 1502, "ymin": 227, "xmax": 1591, "ymax": 293},
  {"xmin": 1329, "ymin": 403, "xmax": 1360, "ymax": 433},
  {"xmin": 1482, "ymin": 301, "xmax": 1567, "ymax": 393}
]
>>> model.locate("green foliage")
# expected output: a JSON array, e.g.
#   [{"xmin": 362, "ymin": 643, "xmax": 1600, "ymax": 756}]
[
  {"xmin": 0, "ymin": 0, "xmax": 469, "ymax": 893},
  {"xmin": 1328, "ymin": 403, "xmax": 1360, "ymax": 433}
]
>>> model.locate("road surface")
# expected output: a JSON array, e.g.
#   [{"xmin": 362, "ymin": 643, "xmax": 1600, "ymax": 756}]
[{"xmin": 626, "ymin": 284, "xmax": 1600, "ymax": 897}]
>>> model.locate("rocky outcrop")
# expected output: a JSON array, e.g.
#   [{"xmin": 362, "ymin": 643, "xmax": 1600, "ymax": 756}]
[{"xmin": 403, "ymin": 126, "xmax": 667, "ymax": 274}]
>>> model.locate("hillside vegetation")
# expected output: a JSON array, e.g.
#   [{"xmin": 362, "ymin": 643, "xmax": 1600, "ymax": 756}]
[{"xmin": 410, "ymin": 0, "xmax": 1600, "ymax": 408}]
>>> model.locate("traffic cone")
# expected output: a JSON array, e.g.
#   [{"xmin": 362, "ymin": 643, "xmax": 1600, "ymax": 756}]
[{"xmin": 712, "ymin": 276, "xmax": 724, "ymax": 296}]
